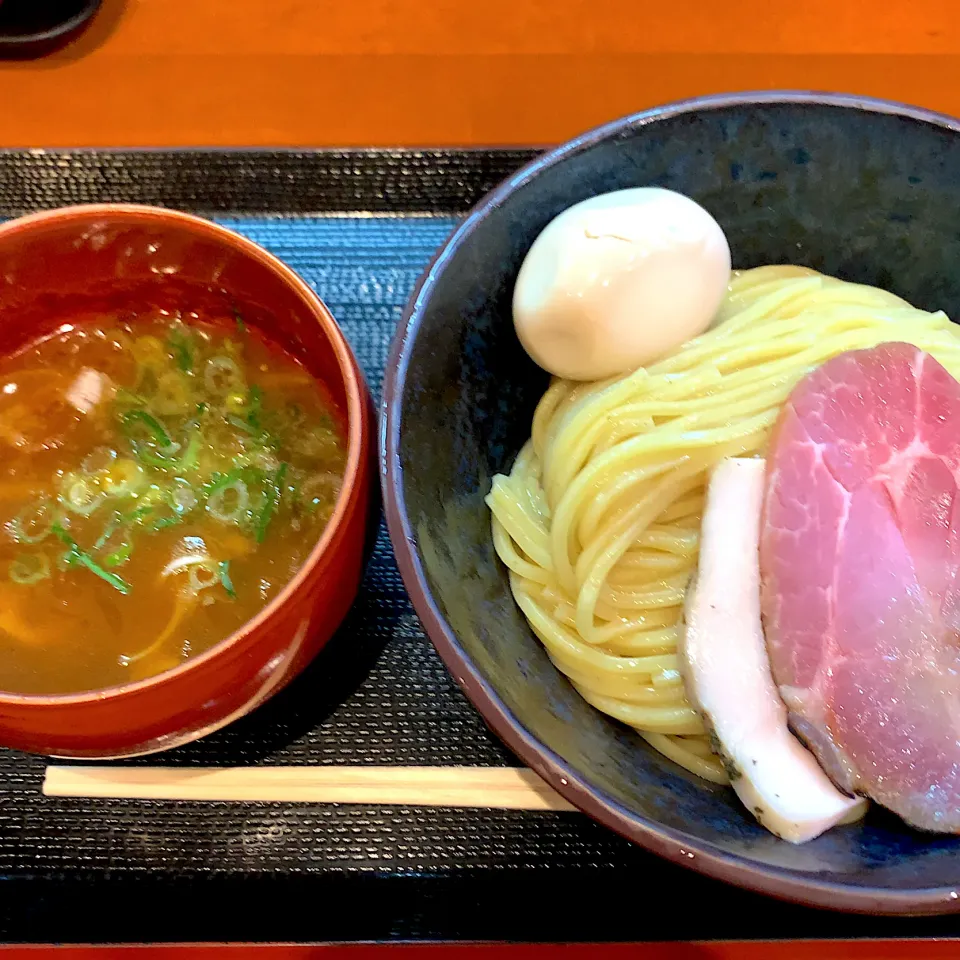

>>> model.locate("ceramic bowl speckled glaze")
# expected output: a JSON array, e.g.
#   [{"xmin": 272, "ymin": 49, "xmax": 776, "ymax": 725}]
[
  {"xmin": 382, "ymin": 92, "xmax": 960, "ymax": 914},
  {"xmin": 0, "ymin": 204, "xmax": 375, "ymax": 758}
]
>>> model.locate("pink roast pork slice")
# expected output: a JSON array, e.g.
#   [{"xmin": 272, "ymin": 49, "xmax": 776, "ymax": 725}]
[{"xmin": 760, "ymin": 341, "xmax": 960, "ymax": 833}]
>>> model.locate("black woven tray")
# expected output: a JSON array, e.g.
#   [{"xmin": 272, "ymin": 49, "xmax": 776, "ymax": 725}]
[{"xmin": 0, "ymin": 150, "xmax": 955, "ymax": 945}]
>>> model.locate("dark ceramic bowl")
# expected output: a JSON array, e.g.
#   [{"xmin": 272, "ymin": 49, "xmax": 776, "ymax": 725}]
[
  {"xmin": 0, "ymin": 0, "xmax": 102, "ymax": 58},
  {"xmin": 382, "ymin": 92, "xmax": 960, "ymax": 915}
]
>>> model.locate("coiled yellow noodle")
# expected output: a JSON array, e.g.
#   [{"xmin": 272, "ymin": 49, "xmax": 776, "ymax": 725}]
[{"xmin": 486, "ymin": 265, "xmax": 960, "ymax": 784}]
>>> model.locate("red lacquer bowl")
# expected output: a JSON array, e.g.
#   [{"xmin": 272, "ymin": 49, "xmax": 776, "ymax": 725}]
[{"xmin": 0, "ymin": 204, "xmax": 375, "ymax": 757}]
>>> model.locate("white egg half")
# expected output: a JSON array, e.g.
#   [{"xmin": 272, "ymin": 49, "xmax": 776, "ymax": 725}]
[{"xmin": 513, "ymin": 187, "xmax": 731, "ymax": 381}]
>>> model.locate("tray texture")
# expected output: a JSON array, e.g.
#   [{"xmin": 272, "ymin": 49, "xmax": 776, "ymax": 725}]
[{"xmin": 0, "ymin": 150, "xmax": 956, "ymax": 944}]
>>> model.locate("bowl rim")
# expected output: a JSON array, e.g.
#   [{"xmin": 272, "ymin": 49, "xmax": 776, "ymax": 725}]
[
  {"xmin": 381, "ymin": 90, "xmax": 960, "ymax": 916},
  {"xmin": 0, "ymin": 202, "xmax": 369, "ymax": 707}
]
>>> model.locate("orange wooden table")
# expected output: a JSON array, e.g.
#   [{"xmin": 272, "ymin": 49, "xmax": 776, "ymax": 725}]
[{"xmin": 0, "ymin": 0, "xmax": 959, "ymax": 147}]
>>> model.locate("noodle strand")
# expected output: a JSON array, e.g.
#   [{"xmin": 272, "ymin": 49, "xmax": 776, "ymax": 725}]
[{"xmin": 487, "ymin": 267, "xmax": 960, "ymax": 781}]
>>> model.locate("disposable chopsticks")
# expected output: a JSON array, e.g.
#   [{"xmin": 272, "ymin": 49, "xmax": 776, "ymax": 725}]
[{"xmin": 42, "ymin": 764, "xmax": 578, "ymax": 811}]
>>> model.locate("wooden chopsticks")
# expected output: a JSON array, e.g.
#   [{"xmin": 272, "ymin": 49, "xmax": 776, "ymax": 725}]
[{"xmin": 42, "ymin": 764, "xmax": 578, "ymax": 811}]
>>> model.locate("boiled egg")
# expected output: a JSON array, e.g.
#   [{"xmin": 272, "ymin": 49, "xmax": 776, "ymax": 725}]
[{"xmin": 513, "ymin": 187, "xmax": 731, "ymax": 381}]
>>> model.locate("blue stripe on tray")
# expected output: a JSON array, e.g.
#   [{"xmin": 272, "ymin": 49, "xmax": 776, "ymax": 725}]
[{"xmin": 217, "ymin": 216, "xmax": 459, "ymax": 400}]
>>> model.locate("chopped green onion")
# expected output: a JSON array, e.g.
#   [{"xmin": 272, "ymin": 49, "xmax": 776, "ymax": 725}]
[
  {"xmin": 256, "ymin": 463, "xmax": 288, "ymax": 543},
  {"xmin": 226, "ymin": 402, "xmax": 275, "ymax": 449},
  {"xmin": 93, "ymin": 512, "xmax": 122, "ymax": 551},
  {"xmin": 299, "ymin": 471, "xmax": 341, "ymax": 512},
  {"xmin": 122, "ymin": 410, "xmax": 173, "ymax": 448},
  {"xmin": 200, "ymin": 471, "xmax": 231, "ymax": 498},
  {"xmin": 81, "ymin": 446, "xmax": 118, "ymax": 476},
  {"xmin": 206, "ymin": 478, "xmax": 250, "ymax": 525},
  {"xmin": 218, "ymin": 560, "xmax": 237, "ymax": 599},
  {"xmin": 168, "ymin": 329, "xmax": 193, "ymax": 372},
  {"xmin": 234, "ymin": 310, "xmax": 246, "ymax": 333},
  {"xmin": 93, "ymin": 512, "xmax": 134, "ymax": 566},
  {"xmin": 177, "ymin": 431, "xmax": 202, "ymax": 473},
  {"xmin": 201, "ymin": 466, "xmax": 260, "ymax": 499},
  {"xmin": 227, "ymin": 414, "xmax": 258, "ymax": 436},
  {"xmin": 129, "ymin": 443, "xmax": 174, "ymax": 469},
  {"xmin": 74, "ymin": 548, "xmax": 131, "ymax": 594},
  {"xmin": 101, "ymin": 458, "xmax": 147, "ymax": 498},
  {"xmin": 125, "ymin": 505, "xmax": 155, "ymax": 524},
  {"xmin": 204, "ymin": 355, "xmax": 244, "ymax": 396},
  {"xmin": 298, "ymin": 421, "xmax": 342, "ymax": 461},
  {"xmin": 10, "ymin": 498, "xmax": 54, "ymax": 544},
  {"xmin": 153, "ymin": 370, "xmax": 193, "ymax": 416},
  {"xmin": 104, "ymin": 543, "xmax": 133, "ymax": 567},
  {"xmin": 52, "ymin": 523, "xmax": 131, "ymax": 595},
  {"xmin": 188, "ymin": 562, "xmax": 219, "ymax": 595},
  {"xmin": 51, "ymin": 523, "xmax": 73, "ymax": 546},
  {"xmin": 128, "ymin": 428, "xmax": 198, "ymax": 473},
  {"xmin": 115, "ymin": 387, "xmax": 148, "ymax": 407},
  {"xmin": 170, "ymin": 480, "xmax": 198, "ymax": 515},
  {"xmin": 9, "ymin": 552, "xmax": 50, "ymax": 585},
  {"xmin": 149, "ymin": 514, "xmax": 183, "ymax": 533},
  {"xmin": 60, "ymin": 472, "xmax": 105, "ymax": 517}
]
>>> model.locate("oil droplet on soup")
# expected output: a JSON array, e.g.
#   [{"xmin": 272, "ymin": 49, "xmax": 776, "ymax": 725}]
[{"xmin": 0, "ymin": 312, "xmax": 346, "ymax": 694}]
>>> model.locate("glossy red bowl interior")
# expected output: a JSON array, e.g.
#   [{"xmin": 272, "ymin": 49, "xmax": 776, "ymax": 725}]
[{"xmin": 0, "ymin": 203, "xmax": 375, "ymax": 758}]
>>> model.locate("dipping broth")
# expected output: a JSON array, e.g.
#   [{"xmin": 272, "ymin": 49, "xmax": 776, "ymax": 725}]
[{"xmin": 0, "ymin": 311, "xmax": 345, "ymax": 694}]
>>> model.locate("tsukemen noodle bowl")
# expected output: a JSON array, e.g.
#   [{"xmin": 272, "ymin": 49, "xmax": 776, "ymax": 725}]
[
  {"xmin": 0, "ymin": 204, "xmax": 374, "ymax": 757},
  {"xmin": 383, "ymin": 92, "xmax": 960, "ymax": 913}
]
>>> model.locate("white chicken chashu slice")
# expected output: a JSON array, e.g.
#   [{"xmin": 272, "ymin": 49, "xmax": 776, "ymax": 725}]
[{"xmin": 681, "ymin": 457, "xmax": 867, "ymax": 843}]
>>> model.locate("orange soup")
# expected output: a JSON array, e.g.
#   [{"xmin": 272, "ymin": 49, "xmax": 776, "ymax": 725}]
[{"xmin": 0, "ymin": 311, "xmax": 346, "ymax": 694}]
